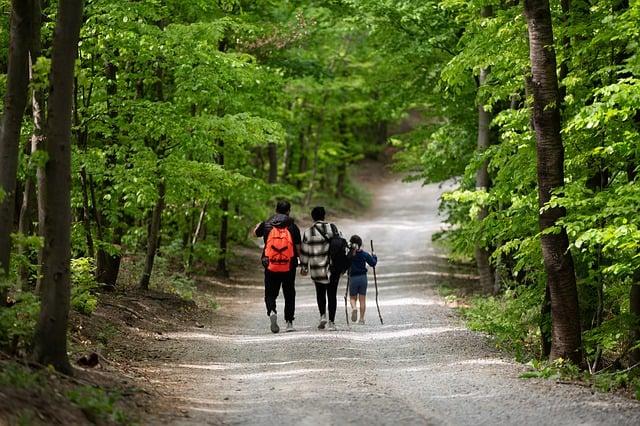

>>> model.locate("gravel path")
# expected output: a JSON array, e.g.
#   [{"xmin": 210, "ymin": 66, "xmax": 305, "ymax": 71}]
[{"xmin": 141, "ymin": 178, "xmax": 640, "ymax": 425}]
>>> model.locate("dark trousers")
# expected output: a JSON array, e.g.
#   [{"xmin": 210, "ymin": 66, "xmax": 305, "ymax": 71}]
[
  {"xmin": 264, "ymin": 269, "xmax": 296, "ymax": 322},
  {"xmin": 314, "ymin": 273, "xmax": 340, "ymax": 322}
]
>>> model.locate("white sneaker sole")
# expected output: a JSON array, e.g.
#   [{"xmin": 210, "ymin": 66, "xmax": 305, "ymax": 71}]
[{"xmin": 270, "ymin": 314, "xmax": 279, "ymax": 333}]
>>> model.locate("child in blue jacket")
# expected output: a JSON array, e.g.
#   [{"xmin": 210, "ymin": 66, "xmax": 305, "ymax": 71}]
[{"xmin": 348, "ymin": 235, "xmax": 377, "ymax": 324}]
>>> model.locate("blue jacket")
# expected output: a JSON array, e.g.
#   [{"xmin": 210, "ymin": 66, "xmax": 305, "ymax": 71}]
[{"xmin": 349, "ymin": 250, "xmax": 377, "ymax": 277}]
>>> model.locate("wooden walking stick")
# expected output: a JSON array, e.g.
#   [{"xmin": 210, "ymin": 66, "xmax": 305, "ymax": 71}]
[
  {"xmin": 344, "ymin": 268, "xmax": 351, "ymax": 326},
  {"xmin": 370, "ymin": 240, "xmax": 383, "ymax": 325}
]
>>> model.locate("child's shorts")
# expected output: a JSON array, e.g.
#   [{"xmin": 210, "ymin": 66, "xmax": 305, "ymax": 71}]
[{"xmin": 349, "ymin": 274, "xmax": 368, "ymax": 296}]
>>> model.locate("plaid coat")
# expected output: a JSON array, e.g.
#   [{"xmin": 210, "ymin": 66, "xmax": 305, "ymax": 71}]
[{"xmin": 300, "ymin": 221, "xmax": 340, "ymax": 284}]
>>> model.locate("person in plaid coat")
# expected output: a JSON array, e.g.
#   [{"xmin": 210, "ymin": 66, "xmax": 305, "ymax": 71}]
[{"xmin": 300, "ymin": 206, "xmax": 343, "ymax": 331}]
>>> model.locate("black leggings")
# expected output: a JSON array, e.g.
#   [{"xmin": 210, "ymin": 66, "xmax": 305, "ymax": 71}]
[{"xmin": 314, "ymin": 273, "xmax": 340, "ymax": 321}]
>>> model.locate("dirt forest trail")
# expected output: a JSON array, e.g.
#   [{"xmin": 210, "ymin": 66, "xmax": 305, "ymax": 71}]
[{"xmin": 139, "ymin": 177, "xmax": 640, "ymax": 425}]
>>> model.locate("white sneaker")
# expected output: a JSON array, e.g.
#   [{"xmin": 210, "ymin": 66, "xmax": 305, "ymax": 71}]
[
  {"xmin": 358, "ymin": 318, "xmax": 365, "ymax": 325},
  {"xmin": 270, "ymin": 313, "xmax": 279, "ymax": 333},
  {"xmin": 286, "ymin": 321, "xmax": 295, "ymax": 332},
  {"xmin": 318, "ymin": 314, "xmax": 327, "ymax": 330},
  {"xmin": 327, "ymin": 321, "xmax": 336, "ymax": 331}
]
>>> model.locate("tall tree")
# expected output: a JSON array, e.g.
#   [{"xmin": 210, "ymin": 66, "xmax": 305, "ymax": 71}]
[
  {"xmin": 139, "ymin": 177, "xmax": 165, "ymax": 290},
  {"xmin": 32, "ymin": 0, "xmax": 84, "ymax": 374},
  {"xmin": 0, "ymin": 0, "xmax": 32, "ymax": 284},
  {"xmin": 474, "ymin": 5, "xmax": 495, "ymax": 294},
  {"xmin": 524, "ymin": 0, "xmax": 581, "ymax": 363}
]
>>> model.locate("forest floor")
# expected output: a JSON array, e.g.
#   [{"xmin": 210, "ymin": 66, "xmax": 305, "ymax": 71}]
[{"xmin": 3, "ymin": 165, "xmax": 640, "ymax": 425}]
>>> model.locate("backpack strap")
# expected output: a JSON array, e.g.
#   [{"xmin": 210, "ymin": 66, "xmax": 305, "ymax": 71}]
[{"xmin": 313, "ymin": 223, "xmax": 331, "ymax": 242}]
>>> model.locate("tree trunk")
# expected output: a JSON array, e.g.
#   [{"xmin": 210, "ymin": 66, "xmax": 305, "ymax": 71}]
[
  {"xmin": 630, "ymin": 271, "xmax": 640, "ymax": 366},
  {"xmin": 78, "ymin": 168, "xmax": 94, "ymax": 257},
  {"xmin": 296, "ymin": 129, "xmax": 307, "ymax": 190},
  {"xmin": 95, "ymin": 60, "xmax": 120, "ymax": 287},
  {"xmin": 267, "ymin": 142, "xmax": 278, "ymax": 184},
  {"xmin": 217, "ymin": 198, "xmax": 230, "ymax": 277},
  {"xmin": 187, "ymin": 202, "xmax": 207, "ymax": 272},
  {"xmin": 628, "ymin": 131, "xmax": 639, "ymax": 366},
  {"xmin": 540, "ymin": 283, "xmax": 552, "ymax": 357},
  {"xmin": 335, "ymin": 119, "xmax": 348, "ymax": 198},
  {"xmin": 305, "ymin": 120, "xmax": 323, "ymax": 206},
  {"xmin": 17, "ymin": 140, "xmax": 37, "ymax": 288},
  {"xmin": 32, "ymin": 0, "xmax": 83, "ymax": 374},
  {"xmin": 139, "ymin": 178, "xmax": 165, "ymax": 290},
  {"xmin": 474, "ymin": 9, "xmax": 495, "ymax": 293},
  {"xmin": 524, "ymin": 0, "xmax": 582, "ymax": 364},
  {"xmin": 282, "ymin": 137, "xmax": 292, "ymax": 183},
  {"xmin": 17, "ymin": 0, "xmax": 43, "ymax": 289},
  {"xmin": 336, "ymin": 163, "xmax": 347, "ymax": 198},
  {"xmin": 0, "ymin": 0, "xmax": 32, "ymax": 282}
]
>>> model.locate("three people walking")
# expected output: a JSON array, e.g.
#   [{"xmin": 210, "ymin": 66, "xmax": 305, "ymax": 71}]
[{"xmin": 255, "ymin": 201, "xmax": 378, "ymax": 333}]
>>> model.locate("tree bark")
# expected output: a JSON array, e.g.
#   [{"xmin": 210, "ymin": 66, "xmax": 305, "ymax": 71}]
[
  {"xmin": 187, "ymin": 202, "xmax": 207, "ymax": 272},
  {"xmin": 630, "ymin": 270, "xmax": 640, "ymax": 365},
  {"xmin": 296, "ymin": 128, "xmax": 308, "ymax": 190},
  {"xmin": 0, "ymin": 0, "xmax": 32, "ymax": 281},
  {"xmin": 475, "ymin": 7, "xmax": 495, "ymax": 293},
  {"xmin": 139, "ymin": 178, "xmax": 165, "ymax": 290},
  {"xmin": 268, "ymin": 142, "xmax": 278, "ymax": 184},
  {"xmin": 629, "ymin": 117, "xmax": 639, "ymax": 366},
  {"xmin": 524, "ymin": 0, "xmax": 582, "ymax": 364},
  {"xmin": 217, "ymin": 198, "xmax": 230, "ymax": 277},
  {"xmin": 17, "ymin": 140, "xmax": 36, "ymax": 288},
  {"xmin": 17, "ymin": 0, "xmax": 43, "ymax": 289},
  {"xmin": 78, "ymin": 168, "xmax": 94, "ymax": 258},
  {"xmin": 95, "ymin": 60, "xmax": 120, "ymax": 288},
  {"xmin": 32, "ymin": 0, "xmax": 83, "ymax": 374}
]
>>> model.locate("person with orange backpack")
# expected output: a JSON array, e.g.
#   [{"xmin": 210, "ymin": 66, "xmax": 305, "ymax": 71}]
[{"xmin": 254, "ymin": 201, "xmax": 302, "ymax": 333}]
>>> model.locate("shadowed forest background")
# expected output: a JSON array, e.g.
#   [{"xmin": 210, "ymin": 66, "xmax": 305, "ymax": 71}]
[{"xmin": 1, "ymin": 0, "xmax": 640, "ymax": 423}]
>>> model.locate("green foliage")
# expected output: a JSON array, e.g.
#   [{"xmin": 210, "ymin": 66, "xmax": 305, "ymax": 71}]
[
  {"xmin": 0, "ymin": 362, "xmax": 44, "ymax": 389},
  {"xmin": 0, "ymin": 292, "xmax": 40, "ymax": 353},
  {"xmin": 460, "ymin": 283, "xmax": 545, "ymax": 361},
  {"xmin": 521, "ymin": 358, "xmax": 582, "ymax": 381},
  {"xmin": 67, "ymin": 386, "xmax": 128, "ymax": 425},
  {"xmin": 70, "ymin": 258, "xmax": 98, "ymax": 315}
]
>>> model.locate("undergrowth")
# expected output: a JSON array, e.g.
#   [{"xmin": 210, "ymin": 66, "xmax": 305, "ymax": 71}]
[
  {"xmin": 0, "ymin": 361, "xmax": 133, "ymax": 425},
  {"xmin": 442, "ymin": 282, "xmax": 640, "ymax": 399}
]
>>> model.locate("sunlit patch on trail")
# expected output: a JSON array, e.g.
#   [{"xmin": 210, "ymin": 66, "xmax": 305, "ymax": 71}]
[
  {"xmin": 228, "ymin": 368, "xmax": 334, "ymax": 380},
  {"xmin": 447, "ymin": 358, "xmax": 512, "ymax": 366},
  {"xmin": 377, "ymin": 297, "xmax": 446, "ymax": 307},
  {"xmin": 204, "ymin": 279, "xmax": 263, "ymax": 289},
  {"xmin": 166, "ymin": 326, "xmax": 465, "ymax": 343},
  {"xmin": 376, "ymin": 270, "xmax": 478, "ymax": 280},
  {"xmin": 184, "ymin": 406, "xmax": 246, "ymax": 414},
  {"xmin": 297, "ymin": 297, "xmax": 444, "ymax": 308}
]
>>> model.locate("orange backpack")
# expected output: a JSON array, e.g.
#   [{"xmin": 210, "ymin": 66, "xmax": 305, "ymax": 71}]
[{"xmin": 264, "ymin": 227, "xmax": 294, "ymax": 272}]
